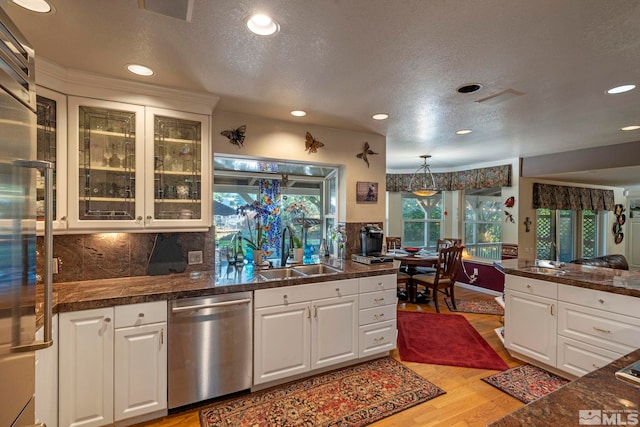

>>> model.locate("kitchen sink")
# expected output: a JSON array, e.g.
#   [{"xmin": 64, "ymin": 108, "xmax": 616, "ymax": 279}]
[
  {"xmin": 522, "ymin": 266, "xmax": 567, "ymax": 276},
  {"xmin": 258, "ymin": 268, "xmax": 306, "ymax": 280},
  {"xmin": 291, "ymin": 264, "xmax": 342, "ymax": 275}
]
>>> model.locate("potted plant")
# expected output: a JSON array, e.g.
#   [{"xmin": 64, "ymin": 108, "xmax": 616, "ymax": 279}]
[{"xmin": 237, "ymin": 201, "xmax": 271, "ymax": 264}]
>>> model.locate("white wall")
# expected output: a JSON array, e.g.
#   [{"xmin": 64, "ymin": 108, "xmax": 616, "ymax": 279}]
[{"xmin": 211, "ymin": 111, "xmax": 386, "ymax": 224}]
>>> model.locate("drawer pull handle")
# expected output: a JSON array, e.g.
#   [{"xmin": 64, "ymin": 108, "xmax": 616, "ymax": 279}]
[
  {"xmin": 138, "ymin": 313, "xmax": 145, "ymax": 317},
  {"xmin": 378, "ymin": 282, "xmax": 383, "ymax": 286},
  {"xmin": 374, "ymin": 337, "xmax": 386, "ymax": 343},
  {"xmin": 593, "ymin": 326, "xmax": 611, "ymax": 334},
  {"xmin": 374, "ymin": 313, "xmax": 385, "ymax": 320},
  {"xmin": 526, "ymin": 284, "xmax": 532, "ymax": 289},
  {"xmin": 598, "ymin": 299, "xmax": 605, "ymax": 304},
  {"xmin": 374, "ymin": 298, "xmax": 385, "ymax": 303}
]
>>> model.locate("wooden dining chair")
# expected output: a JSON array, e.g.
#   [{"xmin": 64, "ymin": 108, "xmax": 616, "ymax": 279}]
[
  {"xmin": 411, "ymin": 245, "xmax": 464, "ymax": 312},
  {"xmin": 393, "ymin": 259, "xmax": 411, "ymax": 301}
]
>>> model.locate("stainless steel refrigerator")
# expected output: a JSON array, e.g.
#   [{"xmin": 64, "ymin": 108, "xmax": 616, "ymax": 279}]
[{"xmin": 0, "ymin": 6, "xmax": 54, "ymax": 427}]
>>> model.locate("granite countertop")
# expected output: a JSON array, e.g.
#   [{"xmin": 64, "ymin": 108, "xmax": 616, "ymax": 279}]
[
  {"xmin": 36, "ymin": 259, "xmax": 397, "ymax": 319},
  {"xmin": 502, "ymin": 259, "xmax": 640, "ymax": 298},
  {"xmin": 488, "ymin": 348, "xmax": 640, "ymax": 426}
]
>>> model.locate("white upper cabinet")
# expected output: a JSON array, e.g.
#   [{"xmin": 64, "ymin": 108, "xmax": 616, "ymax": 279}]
[{"xmin": 67, "ymin": 97, "xmax": 211, "ymax": 231}]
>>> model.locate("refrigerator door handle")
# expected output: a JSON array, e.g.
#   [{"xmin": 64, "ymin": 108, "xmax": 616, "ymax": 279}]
[{"xmin": 11, "ymin": 159, "xmax": 54, "ymax": 352}]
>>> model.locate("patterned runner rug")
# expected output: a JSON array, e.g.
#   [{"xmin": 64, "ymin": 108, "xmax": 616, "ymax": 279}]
[
  {"xmin": 481, "ymin": 364, "xmax": 570, "ymax": 403},
  {"xmin": 445, "ymin": 297, "xmax": 504, "ymax": 315},
  {"xmin": 199, "ymin": 357, "xmax": 445, "ymax": 427}
]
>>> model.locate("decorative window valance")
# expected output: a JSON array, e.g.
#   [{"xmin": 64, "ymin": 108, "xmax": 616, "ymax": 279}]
[
  {"xmin": 532, "ymin": 183, "xmax": 615, "ymax": 211},
  {"xmin": 386, "ymin": 164, "xmax": 511, "ymax": 192}
]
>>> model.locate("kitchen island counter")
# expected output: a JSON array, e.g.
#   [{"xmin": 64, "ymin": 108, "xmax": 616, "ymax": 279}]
[
  {"xmin": 488, "ymin": 348, "xmax": 640, "ymax": 426},
  {"xmin": 38, "ymin": 259, "xmax": 396, "ymax": 316}
]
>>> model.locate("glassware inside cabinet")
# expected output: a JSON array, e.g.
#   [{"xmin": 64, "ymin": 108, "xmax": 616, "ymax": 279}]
[
  {"xmin": 78, "ymin": 105, "xmax": 137, "ymax": 220},
  {"xmin": 36, "ymin": 95, "xmax": 58, "ymax": 221},
  {"xmin": 153, "ymin": 115, "xmax": 202, "ymax": 220}
]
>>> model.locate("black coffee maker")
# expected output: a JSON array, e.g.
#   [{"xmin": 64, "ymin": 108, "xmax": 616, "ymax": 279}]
[{"xmin": 359, "ymin": 224, "xmax": 384, "ymax": 256}]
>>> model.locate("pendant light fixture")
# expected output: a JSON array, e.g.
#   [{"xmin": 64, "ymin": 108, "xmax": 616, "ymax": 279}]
[{"xmin": 408, "ymin": 155, "xmax": 439, "ymax": 197}]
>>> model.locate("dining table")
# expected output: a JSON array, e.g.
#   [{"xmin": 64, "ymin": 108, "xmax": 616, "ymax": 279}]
[{"xmin": 391, "ymin": 251, "xmax": 439, "ymax": 303}]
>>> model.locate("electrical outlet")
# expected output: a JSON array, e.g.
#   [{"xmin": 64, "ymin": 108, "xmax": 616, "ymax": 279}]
[
  {"xmin": 188, "ymin": 251, "xmax": 203, "ymax": 265},
  {"xmin": 52, "ymin": 257, "xmax": 59, "ymax": 274},
  {"xmin": 473, "ymin": 268, "xmax": 478, "ymax": 276}
]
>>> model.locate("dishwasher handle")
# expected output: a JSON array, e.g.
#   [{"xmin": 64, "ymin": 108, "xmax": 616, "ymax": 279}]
[{"xmin": 171, "ymin": 298, "xmax": 252, "ymax": 313}]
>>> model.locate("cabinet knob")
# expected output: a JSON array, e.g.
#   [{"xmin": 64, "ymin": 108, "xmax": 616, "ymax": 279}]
[
  {"xmin": 146, "ymin": 215, "xmax": 152, "ymax": 220},
  {"xmin": 136, "ymin": 216, "xmax": 143, "ymax": 223},
  {"xmin": 138, "ymin": 313, "xmax": 145, "ymax": 317},
  {"xmin": 104, "ymin": 317, "xmax": 111, "ymax": 323},
  {"xmin": 60, "ymin": 216, "xmax": 67, "ymax": 221},
  {"xmin": 598, "ymin": 299, "xmax": 605, "ymax": 304}
]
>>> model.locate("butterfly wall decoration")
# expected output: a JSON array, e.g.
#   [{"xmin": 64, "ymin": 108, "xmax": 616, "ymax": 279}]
[
  {"xmin": 356, "ymin": 142, "xmax": 378, "ymax": 167},
  {"xmin": 304, "ymin": 132, "xmax": 324, "ymax": 154},
  {"xmin": 220, "ymin": 125, "xmax": 247, "ymax": 148}
]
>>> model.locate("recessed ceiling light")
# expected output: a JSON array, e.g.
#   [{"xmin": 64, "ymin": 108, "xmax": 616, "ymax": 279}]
[
  {"xmin": 456, "ymin": 129, "xmax": 472, "ymax": 135},
  {"xmin": 246, "ymin": 14, "xmax": 279, "ymax": 36},
  {"xmin": 126, "ymin": 64, "xmax": 154, "ymax": 76},
  {"xmin": 607, "ymin": 84, "xmax": 636, "ymax": 94},
  {"xmin": 621, "ymin": 125, "xmax": 640, "ymax": 131},
  {"xmin": 457, "ymin": 83, "xmax": 483, "ymax": 94},
  {"xmin": 12, "ymin": 0, "xmax": 52, "ymax": 13},
  {"xmin": 371, "ymin": 113, "xmax": 389, "ymax": 120},
  {"xmin": 291, "ymin": 110, "xmax": 306, "ymax": 117}
]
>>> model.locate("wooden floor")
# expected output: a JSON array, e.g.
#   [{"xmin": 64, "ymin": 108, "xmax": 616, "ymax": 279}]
[{"xmin": 137, "ymin": 286, "xmax": 525, "ymax": 427}]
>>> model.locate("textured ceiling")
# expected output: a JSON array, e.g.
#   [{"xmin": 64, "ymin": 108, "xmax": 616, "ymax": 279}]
[{"xmin": 5, "ymin": 0, "xmax": 640, "ymax": 189}]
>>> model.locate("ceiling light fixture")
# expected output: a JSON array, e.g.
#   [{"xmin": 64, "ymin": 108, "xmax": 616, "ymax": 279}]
[
  {"xmin": 12, "ymin": 0, "xmax": 52, "ymax": 13},
  {"xmin": 126, "ymin": 64, "xmax": 154, "ymax": 76},
  {"xmin": 371, "ymin": 113, "xmax": 389, "ymax": 120},
  {"xmin": 456, "ymin": 129, "xmax": 472, "ymax": 135},
  {"xmin": 408, "ymin": 155, "xmax": 439, "ymax": 197},
  {"xmin": 246, "ymin": 14, "xmax": 279, "ymax": 36},
  {"xmin": 620, "ymin": 125, "xmax": 640, "ymax": 131},
  {"xmin": 607, "ymin": 84, "xmax": 636, "ymax": 94},
  {"xmin": 290, "ymin": 110, "xmax": 306, "ymax": 117}
]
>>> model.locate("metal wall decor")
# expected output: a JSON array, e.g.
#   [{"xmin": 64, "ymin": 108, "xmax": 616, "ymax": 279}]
[
  {"xmin": 356, "ymin": 142, "xmax": 378, "ymax": 167},
  {"xmin": 221, "ymin": 124, "xmax": 246, "ymax": 148},
  {"xmin": 304, "ymin": 132, "xmax": 324, "ymax": 154},
  {"xmin": 613, "ymin": 203, "xmax": 625, "ymax": 244}
]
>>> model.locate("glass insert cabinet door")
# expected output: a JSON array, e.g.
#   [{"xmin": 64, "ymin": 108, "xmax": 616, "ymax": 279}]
[
  {"xmin": 144, "ymin": 107, "xmax": 211, "ymax": 228},
  {"xmin": 67, "ymin": 97, "xmax": 145, "ymax": 230},
  {"xmin": 36, "ymin": 86, "xmax": 68, "ymax": 233}
]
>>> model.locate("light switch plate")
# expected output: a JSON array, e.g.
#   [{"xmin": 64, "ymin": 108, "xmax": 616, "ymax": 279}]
[{"xmin": 188, "ymin": 251, "xmax": 203, "ymax": 265}]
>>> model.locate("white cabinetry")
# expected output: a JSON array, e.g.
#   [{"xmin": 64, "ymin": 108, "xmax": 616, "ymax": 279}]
[
  {"xmin": 254, "ymin": 279, "xmax": 359, "ymax": 385},
  {"xmin": 59, "ymin": 302, "xmax": 167, "ymax": 427},
  {"xmin": 35, "ymin": 315, "xmax": 58, "ymax": 427},
  {"xmin": 504, "ymin": 275, "xmax": 557, "ymax": 367},
  {"xmin": 358, "ymin": 274, "xmax": 397, "ymax": 357},
  {"xmin": 67, "ymin": 96, "xmax": 210, "ymax": 232}
]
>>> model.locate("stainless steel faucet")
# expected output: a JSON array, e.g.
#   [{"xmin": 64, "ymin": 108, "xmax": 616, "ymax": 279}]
[{"xmin": 281, "ymin": 225, "xmax": 294, "ymax": 266}]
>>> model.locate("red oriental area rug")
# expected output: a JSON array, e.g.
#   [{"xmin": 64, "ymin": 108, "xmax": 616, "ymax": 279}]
[
  {"xmin": 445, "ymin": 297, "xmax": 504, "ymax": 315},
  {"xmin": 199, "ymin": 357, "xmax": 445, "ymax": 427},
  {"xmin": 481, "ymin": 364, "xmax": 570, "ymax": 403},
  {"xmin": 397, "ymin": 311, "xmax": 509, "ymax": 370}
]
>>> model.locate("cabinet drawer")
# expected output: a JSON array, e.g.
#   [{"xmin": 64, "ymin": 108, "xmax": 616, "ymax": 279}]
[
  {"xmin": 359, "ymin": 289, "xmax": 397, "ymax": 310},
  {"xmin": 359, "ymin": 274, "xmax": 396, "ymax": 293},
  {"xmin": 115, "ymin": 301, "xmax": 167, "ymax": 328},
  {"xmin": 359, "ymin": 320, "xmax": 396, "ymax": 358},
  {"xmin": 557, "ymin": 335, "xmax": 622, "ymax": 377},
  {"xmin": 505, "ymin": 275, "xmax": 557, "ymax": 299},
  {"xmin": 558, "ymin": 301, "xmax": 640, "ymax": 355},
  {"xmin": 558, "ymin": 284, "xmax": 640, "ymax": 319},
  {"xmin": 254, "ymin": 279, "xmax": 358, "ymax": 308},
  {"xmin": 359, "ymin": 304, "xmax": 397, "ymax": 326}
]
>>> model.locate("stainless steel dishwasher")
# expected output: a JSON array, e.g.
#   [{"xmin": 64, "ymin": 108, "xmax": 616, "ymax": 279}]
[{"xmin": 168, "ymin": 291, "xmax": 253, "ymax": 409}]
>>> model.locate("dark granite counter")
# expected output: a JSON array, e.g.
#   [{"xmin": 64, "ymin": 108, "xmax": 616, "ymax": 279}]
[
  {"xmin": 37, "ymin": 259, "xmax": 396, "ymax": 318},
  {"xmin": 488, "ymin": 348, "xmax": 640, "ymax": 426},
  {"xmin": 502, "ymin": 259, "xmax": 640, "ymax": 298}
]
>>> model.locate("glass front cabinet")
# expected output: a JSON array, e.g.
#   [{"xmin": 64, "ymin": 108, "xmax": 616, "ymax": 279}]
[
  {"xmin": 36, "ymin": 86, "xmax": 68, "ymax": 234},
  {"xmin": 68, "ymin": 97, "xmax": 211, "ymax": 231}
]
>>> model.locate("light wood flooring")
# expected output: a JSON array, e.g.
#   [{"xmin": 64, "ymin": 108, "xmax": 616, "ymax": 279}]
[{"xmin": 136, "ymin": 286, "xmax": 525, "ymax": 427}]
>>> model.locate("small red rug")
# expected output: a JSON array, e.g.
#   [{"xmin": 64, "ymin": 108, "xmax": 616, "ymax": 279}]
[
  {"xmin": 397, "ymin": 311, "xmax": 509, "ymax": 370},
  {"xmin": 481, "ymin": 364, "xmax": 570, "ymax": 403},
  {"xmin": 199, "ymin": 357, "xmax": 445, "ymax": 427},
  {"xmin": 445, "ymin": 298, "xmax": 504, "ymax": 315}
]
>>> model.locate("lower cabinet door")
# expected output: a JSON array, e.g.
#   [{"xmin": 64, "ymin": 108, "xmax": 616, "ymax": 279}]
[
  {"xmin": 114, "ymin": 322, "xmax": 167, "ymax": 421},
  {"xmin": 254, "ymin": 301, "xmax": 311, "ymax": 385},
  {"xmin": 312, "ymin": 295, "xmax": 358, "ymax": 369},
  {"xmin": 59, "ymin": 308, "xmax": 114, "ymax": 427}
]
